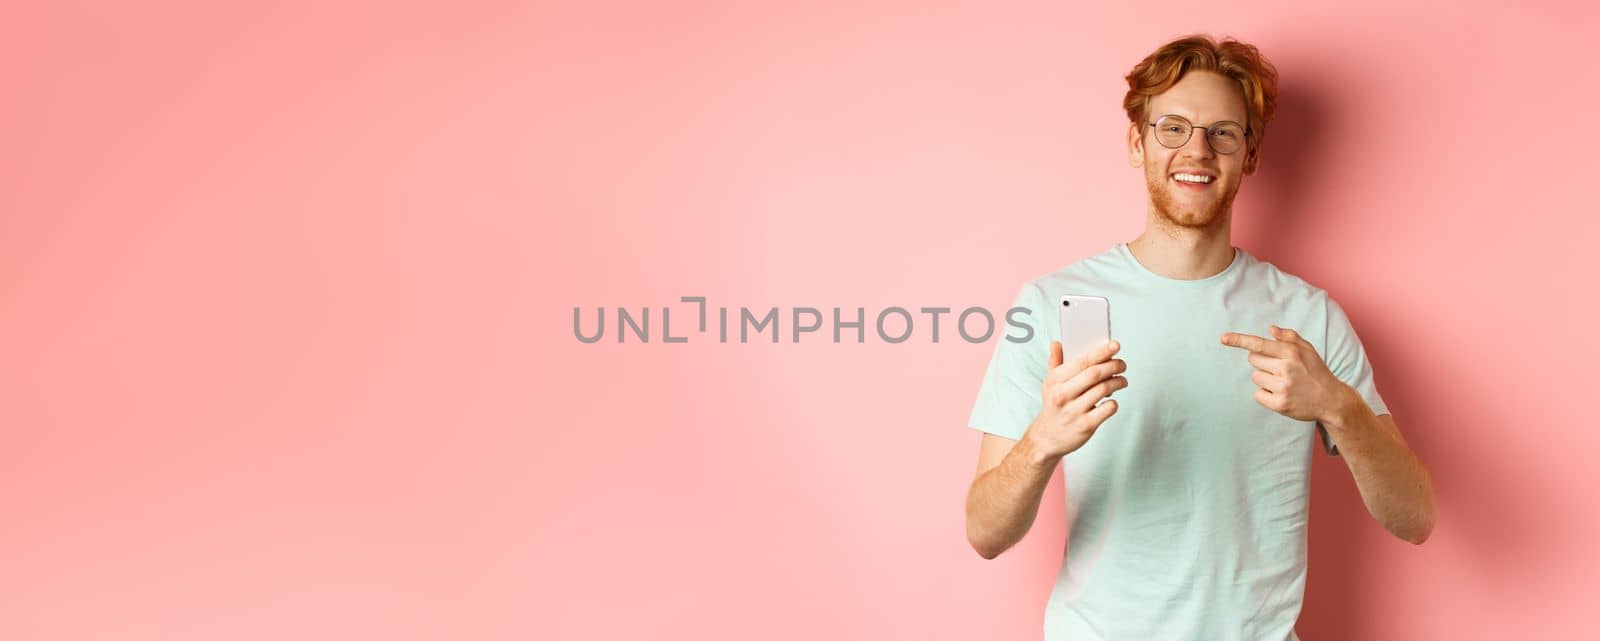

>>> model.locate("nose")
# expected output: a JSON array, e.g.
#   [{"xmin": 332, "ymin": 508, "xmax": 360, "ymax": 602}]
[{"xmin": 1181, "ymin": 129, "xmax": 1216, "ymax": 159}]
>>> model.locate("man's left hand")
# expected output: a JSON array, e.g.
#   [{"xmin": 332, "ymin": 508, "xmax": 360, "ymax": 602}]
[{"xmin": 1219, "ymin": 325, "xmax": 1349, "ymax": 423}]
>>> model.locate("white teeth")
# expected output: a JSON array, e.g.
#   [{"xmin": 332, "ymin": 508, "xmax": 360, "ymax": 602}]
[{"xmin": 1173, "ymin": 173, "xmax": 1214, "ymax": 184}]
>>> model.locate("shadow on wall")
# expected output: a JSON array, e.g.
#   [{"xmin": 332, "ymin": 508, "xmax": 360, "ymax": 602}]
[{"xmin": 1237, "ymin": 73, "xmax": 1321, "ymax": 252}]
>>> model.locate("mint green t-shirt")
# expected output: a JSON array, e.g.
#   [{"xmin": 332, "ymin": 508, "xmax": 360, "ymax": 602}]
[{"xmin": 968, "ymin": 242, "xmax": 1388, "ymax": 641}]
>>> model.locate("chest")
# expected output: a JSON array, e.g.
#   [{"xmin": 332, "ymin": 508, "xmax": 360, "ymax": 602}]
[{"xmin": 1063, "ymin": 291, "xmax": 1318, "ymax": 476}]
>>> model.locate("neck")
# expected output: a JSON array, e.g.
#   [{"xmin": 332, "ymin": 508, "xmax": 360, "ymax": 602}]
[{"xmin": 1127, "ymin": 207, "xmax": 1237, "ymax": 280}]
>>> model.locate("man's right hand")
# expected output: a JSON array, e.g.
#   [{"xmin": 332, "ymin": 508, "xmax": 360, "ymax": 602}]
[{"xmin": 1024, "ymin": 339, "xmax": 1128, "ymax": 460}]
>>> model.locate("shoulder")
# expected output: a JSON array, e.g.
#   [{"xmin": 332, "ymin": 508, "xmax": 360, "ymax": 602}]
[
  {"xmin": 1238, "ymin": 249, "xmax": 1336, "ymax": 310},
  {"xmin": 1239, "ymin": 251, "xmax": 1374, "ymax": 350}
]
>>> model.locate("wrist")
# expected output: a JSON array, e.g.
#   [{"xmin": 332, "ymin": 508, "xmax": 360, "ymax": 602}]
[
  {"xmin": 1318, "ymin": 383, "xmax": 1362, "ymax": 432},
  {"xmin": 1018, "ymin": 428, "xmax": 1065, "ymax": 470}
]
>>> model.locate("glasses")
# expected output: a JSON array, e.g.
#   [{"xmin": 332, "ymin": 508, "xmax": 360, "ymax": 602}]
[{"xmin": 1146, "ymin": 114, "xmax": 1250, "ymax": 155}]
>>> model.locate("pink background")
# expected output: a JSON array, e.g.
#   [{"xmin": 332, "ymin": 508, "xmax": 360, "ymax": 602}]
[{"xmin": 4, "ymin": 1, "xmax": 1597, "ymax": 639}]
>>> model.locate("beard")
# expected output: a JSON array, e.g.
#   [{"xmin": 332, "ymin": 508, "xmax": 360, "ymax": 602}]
[{"xmin": 1145, "ymin": 170, "xmax": 1237, "ymax": 232}]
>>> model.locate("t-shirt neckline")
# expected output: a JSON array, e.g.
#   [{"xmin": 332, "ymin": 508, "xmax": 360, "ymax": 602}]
[{"xmin": 1115, "ymin": 242, "xmax": 1245, "ymax": 287}]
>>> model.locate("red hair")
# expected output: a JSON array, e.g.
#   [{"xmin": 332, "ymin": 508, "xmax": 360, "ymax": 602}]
[{"xmin": 1123, "ymin": 35, "xmax": 1279, "ymax": 153}]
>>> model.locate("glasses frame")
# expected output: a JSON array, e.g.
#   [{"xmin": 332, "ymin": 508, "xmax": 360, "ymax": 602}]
[{"xmin": 1145, "ymin": 114, "xmax": 1252, "ymax": 155}]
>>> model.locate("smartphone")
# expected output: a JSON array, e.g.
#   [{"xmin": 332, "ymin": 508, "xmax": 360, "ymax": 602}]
[{"xmin": 1059, "ymin": 295, "xmax": 1111, "ymax": 363}]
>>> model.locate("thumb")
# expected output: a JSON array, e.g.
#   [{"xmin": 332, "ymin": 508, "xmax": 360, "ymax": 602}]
[{"xmin": 1049, "ymin": 340, "xmax": 1064, "ymax": 368}]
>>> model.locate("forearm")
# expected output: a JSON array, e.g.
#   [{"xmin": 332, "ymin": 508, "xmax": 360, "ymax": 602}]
[
  {"xmin": 965, "ymin": 432, "xmax": 1061, "ymax": 559},
  {"xmin": 1321, "ymin": 386, "xmax": 1437, "ymax": 544}
]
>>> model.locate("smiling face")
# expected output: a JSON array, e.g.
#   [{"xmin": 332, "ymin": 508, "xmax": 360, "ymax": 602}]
[{"xmin": 1127, "ymin": 70, "xmax": 1261, "ymax": 231}]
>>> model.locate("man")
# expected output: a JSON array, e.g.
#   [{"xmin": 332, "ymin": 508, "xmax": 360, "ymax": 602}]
[{"xmin": 963, "ymin": 35, "xmax": 1435, "ymax": 640}]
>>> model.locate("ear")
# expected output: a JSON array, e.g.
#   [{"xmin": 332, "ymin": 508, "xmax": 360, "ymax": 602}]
[
  {"xmin": 1243, "ymin": 138, "xmax": 1261, "ymax": 175},
  {"xmin": 1128, "ymin": 122, "xmax": 1145, "ymax": 168}
]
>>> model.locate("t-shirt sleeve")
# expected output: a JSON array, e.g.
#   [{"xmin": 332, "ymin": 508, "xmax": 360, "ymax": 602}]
[
  {"xmin": 1317, "ymin": 295, "xmax": 1390, "ymax": 457},
  {"xmin": 967, "ymin": 282, "xmax": 1051, "ymax": 442}
]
